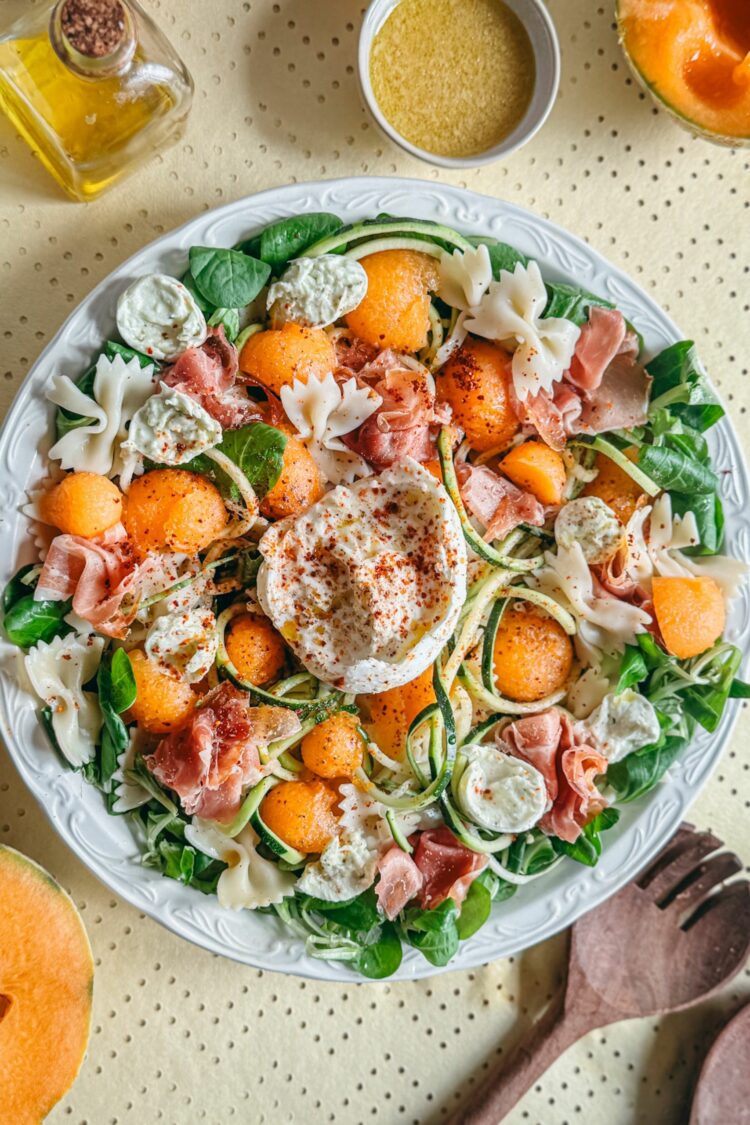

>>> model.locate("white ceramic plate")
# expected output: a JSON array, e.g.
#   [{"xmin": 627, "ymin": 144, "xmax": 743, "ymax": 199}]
[{"xmin": 1, "ymin": 178, "xmax": 747, "ymax": 981}]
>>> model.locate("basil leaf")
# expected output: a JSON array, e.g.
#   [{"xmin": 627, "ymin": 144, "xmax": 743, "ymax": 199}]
[
  {"xmin": 4, "ymin": 596, "xmax": 69, "ymax": 649},
  {"xmin": 456, "ymin": 879, "xmax": 492, "ymax": 940},
  {"xmin": 3, "ymin": 564, "xmax": 38, "ymax": 613},
  {"xmin": 543, "ymin": 283, "xmax": 614, "ymax": 326},
  {"xmin": 402, "ymin": 900, "xmax": 460, "ymax": 967},
  {"xmin": 208, "ymin": 306, "xmax": 241, "ymax": 342},
  {"xmin": 189, "ymin": 246, "xmax": 271, "ymax": 309},
  {"xmin": 355, "ymin": 922, "xmax": 403, "ymax": 979},
  {"xmin": 616, "ymin": 645, "xmax": 649, "ymax": 693},
  {"xmin": 218, "ymin": 422, "xmax": 288, "ymax": 499},
  {"xmin": 250, "ymin": 212, "xmax": 343, "ymax": 268},
  {"xmin": 638, "ymin": 445, "xmax": 718, "ymax": 494},
  {"xmin": 647, "ymin": 341, "xmax": 724, "ymax": 432}
]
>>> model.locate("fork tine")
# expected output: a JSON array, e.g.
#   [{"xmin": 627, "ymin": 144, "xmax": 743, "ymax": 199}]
[
  {"xmin": 637, "ymin": 826, "xmax": 722, "ymax": 900},
  {"xmin": 661, "ymin": 851, "xmax": 743, "ymax": 914},
  {"xmin": 682, "ymin": 879, "xmax": 750, "ymax": 935}
]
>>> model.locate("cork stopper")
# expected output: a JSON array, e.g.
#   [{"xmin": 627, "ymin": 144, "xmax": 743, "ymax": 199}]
[{"xmin": 59, "ymin": 0, "xmax": 127, "ymax": 60}]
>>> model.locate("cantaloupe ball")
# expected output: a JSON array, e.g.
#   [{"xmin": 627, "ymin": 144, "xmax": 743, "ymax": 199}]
[
  {"xmin": 437, "ymin": 338, "xmax": 520, "ymax": 453},
  {"xmin": 259, "ymin": 433, "xmax": 324, "ymax": 520},
  {"xmin": 501, "ymin": 440, "xmax": 567, "ymax": 505},
  {"xmin": 127, "ymin": 649, "xmax": 197, "ymax": 734},
  {"xmin": 40, "ymin": 472, "xmax": 122, "ymax": 539},
  {"xmin": 301, "ymin": 711, "xmax": 364, "ymax": 779},
  {"xmin": 239, "ymin": 322, "xmax": 336, "ymax": 396},
  {"xmin": 652, "ymin": 576, "xmax": 726, "ymax": 660},
  {"xmin": 260, "ymin": 779, "xmax": 340, "ymax": 853},
  {"xmin": 123, "ymin": 469, "xmax": 227, "ymax": 558},
  {"xmin": 225, "ymin": 613, "xmax": 286, "ymax": 685},
  {"xmin": 345, "ymin": 249, "xmax": 439, "ymax": 353},
  {"xmin": 493, "ymin": 602, "xmax": 573, "ymax": 702},
  {"xmin": 361, "ymin": 665, "xmax": 436, "ymax": 760},
  {"xmin": 582, "ymin": 453, "xmax": 645, "ymax": 525}
]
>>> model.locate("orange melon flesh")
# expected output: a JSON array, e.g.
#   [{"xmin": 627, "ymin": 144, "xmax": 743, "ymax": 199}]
[
  {"xmin": 0, "ymin": 846, "xmax": 93, "ymax": 1124},
  {"xmin": 360, "ymin": 666, "xmax": 436, "ymax": 760},
  {"xmin": 618, "ymin": 0, "xmax": 750, "ymax": 140},
  {"xmin": 652, "ymin": 575, "xmax": 726, "ymax": 659}
]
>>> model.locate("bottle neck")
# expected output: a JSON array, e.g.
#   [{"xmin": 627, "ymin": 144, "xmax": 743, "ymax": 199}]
[{"xmin": 50, "ymin": 0, "xmax": 136, "ymax": 78}]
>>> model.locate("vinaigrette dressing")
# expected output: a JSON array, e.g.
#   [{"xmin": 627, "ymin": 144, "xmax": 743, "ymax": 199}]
[
  {"xmin": 0, "ymin": 0, "xmax": 192, "ymax": 201},
  {"xmin": 370, "ymin": 0, "xmax": 536, "ymax": 158}
]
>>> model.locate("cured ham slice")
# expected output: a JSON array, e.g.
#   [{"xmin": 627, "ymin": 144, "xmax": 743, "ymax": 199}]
[
  {"xmin": 456, "ymin": 461, "xmax": 544, "ymax": 541},
  {"xmin": 344, "ymin": 356, "xmax": 450, "ymax": 469},
  {"xmin": 567, "ymin": 308, "xmax": 628, "ymax": 393},
  {"xmin": 499, "ymin": 709, "xmax": 608, "ymax": 843},
  {"xmin": 577, "ymin": 354, "xmax": 652, "ymax": 435},
  {"xmin": 146, "ymin": 683, "xmax": 300, "ymax": 822},
  {"xmin": 411, "ymin": 827, "xmax": 487, "ymax": 909},
  {"xmin": 164, "ymin": 327, "xmax": 261, "ymax": 430},
  {"xmin": 375, "ymin": 845, "xmax": 425, "ymax": 920},
  {"xmin": 334, "ymin": 334, "xmax": 379, "ymax": 373},
  {"xmin": 35, "ymin": 523, "xmax": 137, "ymax": 638}
]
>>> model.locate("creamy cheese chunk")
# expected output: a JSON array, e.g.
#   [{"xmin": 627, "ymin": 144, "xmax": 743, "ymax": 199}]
[
  {"xmin": 125, "ymin": 384, "xmax": 221, "ymax": 465},
  {"xmin": 555, "ymin": 496, "xmax": 625, "ymax": 566},
  {"xmin": 267, "ymin": 255, "xmax": 368, "ymax": 328},
  {"xmin": 116, "ymin": 274, "xmax": 207, "ymax": 361},
  {"xmin": 257, "ymin": 460, "xmax": 467, "ymax": 693},
  {"xmin": 457, "ymin": 745, "xmax": 548, "ymax": 834},
  {"xmin": 585, "ymin": 689, "xmax": 661, "ymax": 763}
]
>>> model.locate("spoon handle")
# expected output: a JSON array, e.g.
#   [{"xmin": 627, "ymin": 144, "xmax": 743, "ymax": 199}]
[{"xmin": 452, "ymin": 992, "xmax": 592, "ymax": 1125}]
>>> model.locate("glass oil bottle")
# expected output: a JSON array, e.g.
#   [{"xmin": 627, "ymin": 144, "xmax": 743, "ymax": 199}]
[{"xmin": 0, "ymin": 0, "xmax": 193, "ymax": 202}]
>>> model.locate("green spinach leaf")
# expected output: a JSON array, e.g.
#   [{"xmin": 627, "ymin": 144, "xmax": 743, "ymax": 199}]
[
  {"xmin": 249, "ymin": 212, "xmax": 343, "ymax": 268},
  {"xmin": 730, "ymin": 678, "xmax": 750, "ymax": 699},
  {"xmin": 218, "ymin": 422, "xmax": 288, "ymax": 498},
  {"xmin": 616, "ymin": 645, "xmax": 649, "ymax": 693},
  {"xmin": 467, "ymin": 236, "xmax": 528, "ymax": 278},
  {"xmin": 456, "ymin": 878, "xmax": 492, "ymax": 940},
  {"xmin": 3, "ymin": 564, "xmax": 39, "ymax": 613},
  {"xmin": 670, "ymin": 490, "xmax": 724, "ymax": 556},
  {"xmin": 543, "ymin": 283, "xmax": 615, "ymax": 326},
  {"xmin": 355, "ymin": 922, "xmax": 403, "ymax": 979},
  {"xmin": 189, "ymin": 246, "xmax": 271, "ymax": 309},
  {"xmin": 637, "ymin": 445, "xmax": 718, "ymax": 494},
  {"xmin": 647, "ymin": 341, "xmax": 724, "ymax": 432},
  {"xmin": 402, "ymin": 900, "xmax": 459, "ymax": 967},
  {"xmin": 551, "ymin": 808, "xmax": 620, "ymax": 866},
  {"xmin": 4, "ymin": 595, "xmax": 70, "ymax": 649},
  {"xmin": 96, "ymin": 650, "xmax": 135, "ymax": 787},
  {"xmin": 208, "ymin": 306, "xmax": 241, "ymax": 342},
  {"xmin": 606, "ymin": 734, "xmax": 686, "ymax": 802}
]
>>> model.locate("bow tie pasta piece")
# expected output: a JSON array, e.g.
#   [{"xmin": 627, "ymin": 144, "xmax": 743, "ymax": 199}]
[
  {"xmin": 24, "ymin": 634, "xmax": 105, "ymax": 767},
  {"xmin": 47, "ymin": 353, "xmax": 156, "ymax": 477},
  {"xmin": 184, "ymin": 821, "xmax": 296, "ymax": 910}
]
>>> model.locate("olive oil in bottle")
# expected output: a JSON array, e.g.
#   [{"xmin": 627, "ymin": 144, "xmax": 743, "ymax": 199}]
[{"xmin": 0, "ymin": 0, "xmax": 193, "ymax": 201}]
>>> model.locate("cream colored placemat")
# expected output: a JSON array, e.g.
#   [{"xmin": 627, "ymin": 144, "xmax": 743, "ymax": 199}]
[{"xmin": 0, "ymin": 1, "xmax": 748, "ymax": 1122}]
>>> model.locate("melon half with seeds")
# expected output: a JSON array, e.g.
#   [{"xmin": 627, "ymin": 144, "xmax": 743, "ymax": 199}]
[
  {"xmin": 617, "ymin": 0, "xmax": 750, "ymax": 145},
  {"xmin": 0, "ymin": 846, "xmax": 93, "ymax": 1124}
]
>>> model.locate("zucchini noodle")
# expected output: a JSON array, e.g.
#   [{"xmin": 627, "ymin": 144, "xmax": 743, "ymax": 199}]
[
  {"xmin": 486, "ymin": 853, "xmax": 564, "ymax": 884},
  {"xmin": 459, "ymin": 663, "xmax": 568, "ymax": 715},
  {"xmin": 571, "ymin": 437, "xmax": 660, "ymax": 497},
  {"xmin": 344, "ymin": 236, "xmax": 444, "ymax": 261},
  {"xmin": 203, "ymin": 447, "xmax": 260, "ymax": 521}
]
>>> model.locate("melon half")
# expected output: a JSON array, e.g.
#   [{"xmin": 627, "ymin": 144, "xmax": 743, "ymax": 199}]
[
  {"xmin": 617, "ymin": 0, "xmax": 750, "ymax": 145},
  {"xmin": 0, "ymin": 846, "xmax": 93, "ymax": 1124}
]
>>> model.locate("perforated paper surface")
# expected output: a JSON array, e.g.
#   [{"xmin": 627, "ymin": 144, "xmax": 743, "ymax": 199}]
[{"xmin": 0, "ymin": 1, "xmax": 748, "ymax": 1122}]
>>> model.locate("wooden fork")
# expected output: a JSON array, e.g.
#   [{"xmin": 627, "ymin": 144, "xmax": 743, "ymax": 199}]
[{"xmin": 453, "ymin": 824, "xmax": 750, "ymax": 1125}]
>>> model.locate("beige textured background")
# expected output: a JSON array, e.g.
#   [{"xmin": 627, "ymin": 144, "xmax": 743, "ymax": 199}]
[{"xmin": 0, "ymin": 1, "xmax": 748, "ymax": 1122}]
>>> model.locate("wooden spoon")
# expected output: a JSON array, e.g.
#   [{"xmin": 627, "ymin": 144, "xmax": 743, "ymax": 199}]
[
  {"xmin": 689, "ymin": 1001, "xmax": 750, "ymax": 1124},
  {"xmin": 453, "ymin": 824, "xmax": 750, "ymax": 1125}
]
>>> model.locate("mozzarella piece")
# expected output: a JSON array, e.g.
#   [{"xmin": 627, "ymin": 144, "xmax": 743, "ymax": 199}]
[
  {"xmin": 116, "ymin": 274, "xmax": 207, "ymax": 361},
  {"xmin": 555, "ymin": 496, "xmax": 625, "ymax": 566},
  {"xmin": 124, "ymin": 384, "xmax": 222, "ymax": 466},
  {"xmin": 585, "ymin": 689, "xmax": 661, "ymax": 763},
  {"xmin": 257, "ymin": 461, "xmax": 467, "ymax": 693},
  {"xmin": 24, "ymin": 634, "xmax": 105, "ymax": 768},
  {"xmin": 267, "ymin": 255, "xmax": 368, "ymax": 328},
  {"xmin": 296, "ymin": 829, "xmax": 377, "ymax": 902},
  {"xmin": 457, "ymin": 745, "xmax": 548, "ymax": 834},
  {"xmin": 144, "ymin": 606, "xmax": 219, "ymax": 683}
]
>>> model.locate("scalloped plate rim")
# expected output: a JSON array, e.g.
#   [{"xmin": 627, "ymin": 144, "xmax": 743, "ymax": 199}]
[{"xmin": 0, "ymin": 176, "xmax": 747, "ymax": 982}]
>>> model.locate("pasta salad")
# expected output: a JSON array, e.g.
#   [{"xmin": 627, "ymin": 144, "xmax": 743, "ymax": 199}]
[{"xmin": 6, "ymin": 212, "xmax": 748, "ymax": 978}]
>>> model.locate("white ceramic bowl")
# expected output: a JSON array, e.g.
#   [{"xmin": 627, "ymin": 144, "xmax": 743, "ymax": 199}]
[
  {"xmin": 1, "ymin": 177, "xmax": 748, "ymax": 981},
  {"xmin": 358, "ymin": 0, "xmax": 561, "ymax": 168}
]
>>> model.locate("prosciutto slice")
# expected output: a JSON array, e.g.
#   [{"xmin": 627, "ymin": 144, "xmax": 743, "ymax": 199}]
[
  {"xmin": 334, "ymin": 334, "xmax": 379, "ymax": 374},
  {"xmin": 343, "ymin": 355, "xmax": 450, "ymax": 469},
  {"xmin": 412, "ymin": 827, "xmax": 487, "ymax": 909},
  {"xmin": 35, "ymin": 523, "xmax": 137, "ymax": 637},
  {"xmin": 375, "ymin": 846, "xmax": 425, "ymax": 920},
  {"xmin": 164, "ymin": 327, "xmax": 262, "ymax": 430},
  {"xmin": 567, "ymin": 308, "xmax": 628, "ymax": 393},
  {"xmin": 499, "ymin": 709, "xmax": 608, "ymax": 843},
  {"xmin": 457, "ymin": 461, "xmax": 544, "ymax": 541},
  {"xmin": 577, "ymin": 353, "xmax": 652, "ymax": 435},
  {"xmin": 146, "ymin": 683, "xmax": 301, "ymax": 822},
  {"xmin": 510, "ymin": 382, "xmax": 583, "ymax": 453}
]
